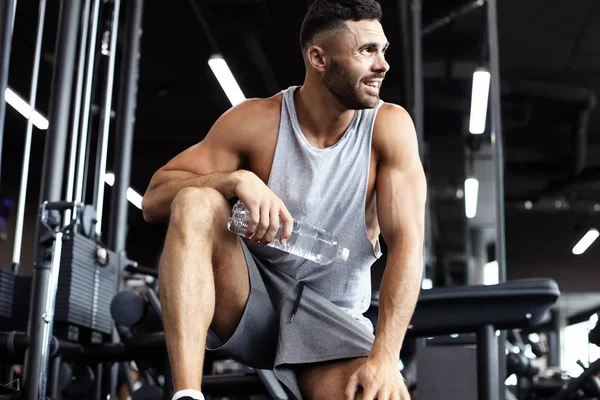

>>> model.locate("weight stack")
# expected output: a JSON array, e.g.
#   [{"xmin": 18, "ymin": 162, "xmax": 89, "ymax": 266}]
[
  {"xmin": 0, "ymin": 268, "xmax": 15, "ymax": 319},
  {"xmin": 56, "ymin": 232, "xmax": 118, "ymax": 334}
]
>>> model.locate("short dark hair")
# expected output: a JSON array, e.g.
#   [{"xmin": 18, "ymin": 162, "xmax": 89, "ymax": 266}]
[{"xmin": 300, "ymin": 0, "xmax": 383, "ymax": 51}]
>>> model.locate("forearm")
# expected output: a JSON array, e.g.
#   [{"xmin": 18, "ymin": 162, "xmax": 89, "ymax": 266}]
[
  {"xmin": 142, "ymin": 169, "xmax": 245, "ymax": 223},
  {"xmin": 371, "ymin": 243, "xmax": 423, "ymax": 360}
]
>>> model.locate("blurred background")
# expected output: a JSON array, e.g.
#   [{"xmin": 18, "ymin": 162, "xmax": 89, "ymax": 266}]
[{"xmin": 2, "ymin": 0, "xmax": 600, "ymax": 395}]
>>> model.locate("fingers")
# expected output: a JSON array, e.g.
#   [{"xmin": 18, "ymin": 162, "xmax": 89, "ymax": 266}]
[
  {"xmin": 360, "ymin": 384, "xmax": 379, "ymax": 400},
  {"xmin": 251, "ymin": 202, "xmax": 270, "ymax": 244},
  {"xmin": 246, "ymin": 202, "xmax": 260, "ymax": 239},
  {"xmin": 344, "ymin": 373, "xmax": 360, "ymax": 400},
  {"xmin": 246, "ymin": 199, "xmax": 290, "ymax": 245},
  {"xmin": 279, "ymin": 205, "xmax": 294, "ymax": 243},
  {"xmin": 262, "ymin": 205, "xmax": 281, "ymax": 244},
  {"xmin": 400, "ymin": 383, "xmax": 411, "ymax": 400}
]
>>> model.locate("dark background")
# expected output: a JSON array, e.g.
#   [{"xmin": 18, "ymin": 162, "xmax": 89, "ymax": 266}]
[{"xmin": 1, "ymin": 0, "xmax": 600, "ymax": 308}]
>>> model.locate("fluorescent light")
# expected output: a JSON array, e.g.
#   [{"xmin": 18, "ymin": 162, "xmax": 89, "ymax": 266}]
[
  {"xmin": 126, "ymin": 188, "xmax": 143, "ymax": 209},
  {"xmin": 208, "ymin": 55, "xmax": 245, "ymax": 106},
  {"xmin": 465, "ymin": 177, "xmax": 479, "ymax": 218},
  {"xmin": 421, "ymin": 278, "xmax": 433, "ymax": 289},
  {"xmin": 5, "ymin": 87, "xmax": 49, "ymax": 129},
  {"xmin": 483, "ymin": 260, "xmax": 499, "ymax": 285},
  {"xmin": 469, "ymin": 69, "xmax": 490, "ymax": 134},
  {"xmin": 572, "ymin": 228, "xmax": 599, "ymax": 255},
  {"xmin": 104, "ymin": 172, "xmax": 115, "ymax": 186},
  {"xmin": 103, "ymin": 172, "xmax": 142, "ymax": 210}
]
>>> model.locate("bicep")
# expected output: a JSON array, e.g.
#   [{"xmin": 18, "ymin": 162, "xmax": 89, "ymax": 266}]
[
  {"xmin": 375, "ymin": 106, "xmax": 427, "ymax": 248},
  {"xmin": 162, "ymin": 137, "xmax": 242, "ymax": 176},
  {"xmin": 376, "ymin": 160, "xmax": 426, "ymax": 247}
]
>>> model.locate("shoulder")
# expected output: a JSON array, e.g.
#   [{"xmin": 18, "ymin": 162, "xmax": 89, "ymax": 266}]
[
  {"xmin": 372, "ymin": 102, "xmax": 418, "ymax": 159},
  {"xmin": 219, "ymin": 93, "xmax": 282, "ymax": 131},
  {"xmin": 206, "ymin": 93, "xmax": 283, "ymax": 148}
]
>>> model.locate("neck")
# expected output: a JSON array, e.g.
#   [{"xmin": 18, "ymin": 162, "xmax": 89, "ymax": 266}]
[{"xmin": 294, "ymin": 80, "xmax": 355, "ymax": 144}]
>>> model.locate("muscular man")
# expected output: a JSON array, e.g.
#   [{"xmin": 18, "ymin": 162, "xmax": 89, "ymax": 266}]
[{"xmin": 141, "ymin": 1, "xmax": 426, "ymax": 399}]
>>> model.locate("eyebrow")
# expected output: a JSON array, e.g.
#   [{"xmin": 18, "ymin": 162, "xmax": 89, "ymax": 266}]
[{"xmin": 359, "ymin": 41, "xmax": 390, "ymax": 51}]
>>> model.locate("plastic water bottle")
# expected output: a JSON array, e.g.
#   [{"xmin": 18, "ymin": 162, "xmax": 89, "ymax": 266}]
[{"xmin": 227, "ymin": 200, "xmax": 349, "ymax": 265}]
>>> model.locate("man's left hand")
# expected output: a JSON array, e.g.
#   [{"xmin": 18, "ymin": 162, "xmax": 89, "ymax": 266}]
[{"xmin": 344, "ymin": 355, "xmax": 410, "ymax": 400}]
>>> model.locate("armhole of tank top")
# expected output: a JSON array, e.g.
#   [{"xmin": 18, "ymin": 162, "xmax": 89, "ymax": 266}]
[
  {"xmin": 265, "ymin": 91, "xmax": 287, "ymax": 188},
  {"xmin": 362, "ymin": 102, "xmax": 384, "ymax": 259}
]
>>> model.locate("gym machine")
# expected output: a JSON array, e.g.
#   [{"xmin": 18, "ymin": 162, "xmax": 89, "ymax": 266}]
[
  {"xmin": 0, "ymin": 0, "xmax": 142, "ymax": 398},
  {"xmin": 0, "ymin": 1, "xmax": 291, "ymax": 398}
]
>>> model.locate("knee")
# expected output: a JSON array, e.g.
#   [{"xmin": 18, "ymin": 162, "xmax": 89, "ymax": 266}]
[{"xmin": 170, "ymin": 187, "xmax": 230, "ymax": 230}]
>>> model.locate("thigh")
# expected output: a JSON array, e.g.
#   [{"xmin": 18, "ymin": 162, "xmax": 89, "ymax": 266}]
[
  {"xmin": 297, "ymin": 357, "xmax": 367, "ymax": 400},
  {"xmin": 203, "ymin": 191, "xmax": 251, "ymax": 343}
]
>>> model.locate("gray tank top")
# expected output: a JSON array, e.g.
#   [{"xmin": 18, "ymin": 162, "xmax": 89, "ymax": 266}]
[{"xmin": 247, "ymin": 86, "xmax": 383, "ymax": 330}]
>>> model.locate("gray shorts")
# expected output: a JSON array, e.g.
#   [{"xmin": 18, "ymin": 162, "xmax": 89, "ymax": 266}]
[{"xmin": 206, "ymin": 238, "xmax": 375, "ymax": 400}]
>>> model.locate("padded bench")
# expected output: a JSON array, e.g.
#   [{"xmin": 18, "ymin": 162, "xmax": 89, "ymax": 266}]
[{"xmin": 368, "ymin": 278, "xmax": 560, "ymax": 400}]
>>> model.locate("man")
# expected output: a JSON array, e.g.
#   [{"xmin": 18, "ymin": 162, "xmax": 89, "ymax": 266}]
[{"xmin": 141, "ymin": 0, "xmax": 426, "ymax": 399}]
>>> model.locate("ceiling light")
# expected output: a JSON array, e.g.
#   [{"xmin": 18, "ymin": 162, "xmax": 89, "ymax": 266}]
[
  {"xmin": 465, "ymin": 177, "xmax": 479, "ymax": 218},
  {"xmin": 483, "ymin": 260, "xmax": 499, "ymax": 285},
  {"xmin": 103, "ymin": 172, "xmax": 142, "ymax": 209},
  {"xmin": 5, "ymin": 87, "xmax": 49, "ymax": 130},
  {"xmin": 208, "ymin": 55, "xmax": 246, "ymax": 106},
  {"xmin": 469, "ymin": 69, "xmax": 490, "ymax": 134},
  {"xmin": 572, "ymin": 228, "xmax": 599, "ymax": 255}
]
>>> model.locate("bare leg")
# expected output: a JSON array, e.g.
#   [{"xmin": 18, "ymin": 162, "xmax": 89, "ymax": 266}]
[
  {"xmin": 158, "ymin": 187, "xmax": 250, "ymax": 392},
  {"xmin": 297, "ymin": 358, "xmax": 368, "ymax": 400}
]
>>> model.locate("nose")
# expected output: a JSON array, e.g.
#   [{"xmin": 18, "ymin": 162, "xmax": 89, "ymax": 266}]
[{"xmin": 373, "ymin": 52, "xmax": 390, "ymax": 74}]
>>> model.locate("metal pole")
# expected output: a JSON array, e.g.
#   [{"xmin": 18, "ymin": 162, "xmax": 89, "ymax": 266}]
[
  {"xmin": 106, "ymin": 1, "xmax": 144, "ymax": 396},
  {"xmin": 487, "ymin": 0, "xmax": 506, "ymax": 283},
  {"xmin": 0, "ymin": 0, "xmax": 17, "ymax": 183},
  {"xmin": 75, "ymin": 0, "xmax": 101, "ymax": 204},
  {"xmin": 108, "ymin": 0, "xmax": 143, "ymax": 254},
  {"xmin": 486, "ymin": 0, "xmax": 507, "ymax": 396},
  {"xmin": 64, "ymin": 0, "xmax": 92, "ymax": 216},
  {"xmin": 411, "ymin": 0, "xmax": 424, "ymax": 159},
  {"xmin": 22, "ymin": 1, "xmax": 82, "ymax": 398},
  {"xmin": 477, "ymin": 325, "xmax": 499, "ymax": 400},
  {"xmin": 93, "ymin": 0, "xmax": 121, "ymax": 236},
  {"xmin": 11, "ymin": 0, "xmax": 47, "ymax": 273}
]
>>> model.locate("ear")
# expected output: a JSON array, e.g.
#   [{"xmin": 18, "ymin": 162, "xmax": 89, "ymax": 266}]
[{"xmin": 306, "ymin": 45, "xmax": 327, "ymax": 73}]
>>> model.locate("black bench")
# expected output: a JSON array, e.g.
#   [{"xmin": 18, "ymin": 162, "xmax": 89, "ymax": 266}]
[{"xmin": 368, "ymin": 278, "xmax": 560, "ymax": 400}]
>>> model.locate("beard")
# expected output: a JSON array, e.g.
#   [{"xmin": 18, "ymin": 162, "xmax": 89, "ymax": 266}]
[{"xmin": 323, "ymin": 58, "xmax": 381, "ymax": 110}]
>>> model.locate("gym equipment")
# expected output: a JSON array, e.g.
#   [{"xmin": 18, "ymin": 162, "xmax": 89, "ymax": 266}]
[
  {"xmin": 0, "ymin": 0, "xmax": 17, "ymax": 181},
  {"xmin": 367, "ymin": 278, "xmax": 560, "ymax": 400},
  {"xmin": 110, "ymin": 280, "xmax": 290, "ymax": 400},
  {"xmin": 0, "ymin": 0, "xmax": 145, "ymax": 398},
  {"xmin": 506, "ymin": 328, "xmax": 600, "ymax": 400}
]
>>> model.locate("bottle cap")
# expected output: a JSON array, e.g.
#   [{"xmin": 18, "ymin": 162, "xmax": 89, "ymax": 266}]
[{"xmin": 338, "ymin": 248, "xmax": 350, "ymax": 262}]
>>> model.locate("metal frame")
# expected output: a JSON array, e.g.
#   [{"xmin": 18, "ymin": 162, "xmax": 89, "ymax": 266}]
[
  {"xmin": 106, "ymin": 0, "xmax": 145, "ymax": 396},
  {"xmin": 9, "ymin": 0, "xmax": 145, "ymax": 397},
  {"xmin": 0, "ymin": 0, "xmax": 17, "ymax": 183},
  {"xmin": 12, "ymin": 0, "xmax": 46, "ymax": 274},
  {"xmin": 21, "ymin": 1, "xmax": 82, "ymax": 399}
]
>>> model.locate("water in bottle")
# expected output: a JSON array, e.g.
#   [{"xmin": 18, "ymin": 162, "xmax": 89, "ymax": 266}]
[{"xmin": 227, "ymin": 200, "xmax": 349, "ymax": 265}]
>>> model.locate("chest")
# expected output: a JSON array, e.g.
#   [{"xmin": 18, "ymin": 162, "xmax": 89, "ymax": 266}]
[{"xmin": 246, "ymin": 131, "xmax": 379, "ymax": 237}]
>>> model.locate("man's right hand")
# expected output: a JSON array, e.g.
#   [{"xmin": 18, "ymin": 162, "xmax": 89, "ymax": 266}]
[{"xmin": 234, "ymin": 171, "xmax": 294, "ymax": 246}]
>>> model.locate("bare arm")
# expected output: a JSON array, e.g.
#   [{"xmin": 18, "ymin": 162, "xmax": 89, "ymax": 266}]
[
  {"xmin": 371, "ymin": 104, "xmax": 427, "ymax": 361},
  {"xmin": 344, "ymin": 105, "xmax": 426, "ymax": 400},
  {"xmin": 141, "ymin": 101, "xmax": 255, "ymax": 223},
  {"xmin": 141, "ymin": 98, "xmax": 294, "ymax": 244}
]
